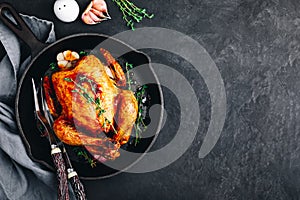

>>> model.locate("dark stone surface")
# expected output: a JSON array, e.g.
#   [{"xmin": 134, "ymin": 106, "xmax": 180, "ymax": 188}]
[{"xmin": 2, "ymin": 0, "xmax": 300, "ymax": 199}]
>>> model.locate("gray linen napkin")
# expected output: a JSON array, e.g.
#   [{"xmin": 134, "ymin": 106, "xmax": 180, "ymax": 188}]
[{"xmin": 0, "ymin": 14, "xmax": 71, "ymax": 200}]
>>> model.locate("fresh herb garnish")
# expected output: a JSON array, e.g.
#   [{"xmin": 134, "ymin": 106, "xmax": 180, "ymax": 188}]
[
  {"xmin": 65, "ymin": 76, "xmax": 117, "ymax": 132},
  {"xmin": 112, "ymin": 0, "xmax": 154, "ymax": 30},
  {"xmin": 73, "ymin": 147, "xmax": 97, "ymax": 168},
  {"xmin": 49, "ymin": 62, "xmax": 57, "ymax": 70},
  {"xmin": 133, "ymin": 85, "xmax": 148, "ymax": 145},
  {"xmin": 125, "ymin": 62, "xmax": 148, "ymax": 145},
  {"xmin": 66, "ymin": 77, "xmax": 101, "ymax": 111},
  {"xmin": 79, "ymin": 50, "xmax": 89, "ymax": 56},
  {"xmin": 64, "ymin": 61, "xmax": 148, "ymax": 149},
  {"xmin": 64, "ymin": 77, "xmax": 72, "ymax": 82}
]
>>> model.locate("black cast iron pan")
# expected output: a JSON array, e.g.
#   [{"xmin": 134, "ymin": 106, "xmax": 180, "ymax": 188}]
[{"xmin": 0, "ymin": 3, "xmax": 163, "ymax": 179}]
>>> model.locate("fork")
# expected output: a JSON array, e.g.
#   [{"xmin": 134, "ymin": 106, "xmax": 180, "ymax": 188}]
[
  {"xmin": 32, "ymin": 78, "xmax": 70, "ymax": 200},
  {"xmin": 39, "ymin": 78, "xmax": 87, "ymax": 200}
]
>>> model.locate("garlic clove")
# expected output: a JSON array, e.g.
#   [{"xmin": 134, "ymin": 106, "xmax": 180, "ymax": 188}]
[
  {"xmin": 82, "ymin": 12, "xmax": 97, "ymax": 25},
  {"xmin": 63, "ymin": 50, "xmax": 72, "ymax": 60},
  {"xmin": 88, "ymin": 10, "xmax": 102, "ymax": 23},
  {"xmin": 90, "ymin": 8, "xmax": 110, "ymax": 20},
  {"xmin": 56, "ymin": 52, "xmax": 64, "ymax": 61},
  {"xmin": 58, "ymin": 60, "xmax": 69, "ymax": 68},
  {"xmin": 57, "ymin": 50, "xmax": 80, "ymax": 68},
  {"xmin": 63, "ymin": 50, "xmax": 79, "ymax": 61},
  {"xmin": 81, "ymin": 0, "xmax": 110, "ymax": 25},
  {"xmin": 65, "ymin": 62, "xmax": 73, "ymax": 68},
  {"xmin": 92, "ymin": 0, "xmax": 108, "ymax": 13},
  {"xmin": 71, "ymin": 51, "xmax": 80, "ymax": 60}
]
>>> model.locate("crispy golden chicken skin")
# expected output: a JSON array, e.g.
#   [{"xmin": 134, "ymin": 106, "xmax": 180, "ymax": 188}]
[{"xmin": 43, "ymin": 49, "xmax": 138, "ymax": 160}]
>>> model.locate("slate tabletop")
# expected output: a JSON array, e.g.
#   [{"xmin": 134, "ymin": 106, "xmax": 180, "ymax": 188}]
[{"xmin": 1, "ymin": 0, "xmax": 300, "ymax": 199}]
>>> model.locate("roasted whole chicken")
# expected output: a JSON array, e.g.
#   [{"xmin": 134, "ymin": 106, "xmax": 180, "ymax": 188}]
[{"xmin": 43, "ymin": 48, "xmax": 138, "ymax": 161}]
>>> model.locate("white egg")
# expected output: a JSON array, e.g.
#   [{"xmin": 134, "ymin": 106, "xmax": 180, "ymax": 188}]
[{"xmin": 53, "ymin": 0, "xmax": 80, "ymax": 23}]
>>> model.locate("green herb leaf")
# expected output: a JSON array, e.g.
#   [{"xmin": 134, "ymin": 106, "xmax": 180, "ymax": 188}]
[
  {"xmin": 79, "ymin": 76, "xmax": 86, "ymax": 81},
  {"xmin": 79, "ymin": 51, "xmax": 89, "ymax": 56},
  {"xmin": 49, "ymin": 62, "xmax": 57, "ymax": 70},
  {"xmin": 64, "ymin": 77, "xmax": 72, "ymax": 82},
  {"xmin": 95, "ymin": 97, "xmax": 101, "ymax": 105}
]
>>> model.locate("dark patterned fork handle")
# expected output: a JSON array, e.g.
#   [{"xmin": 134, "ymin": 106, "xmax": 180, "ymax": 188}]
[
  {"xmin": 51, "ymin": 145, "xmax": 70, "ymax": 200},
  {"xmin": 67, "ymin": 169, "xmax": 87, "ymax": 200}
]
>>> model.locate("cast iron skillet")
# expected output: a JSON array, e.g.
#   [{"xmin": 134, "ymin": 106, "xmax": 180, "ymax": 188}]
[{"xmin": 0, "ymin": 3, "xmax": 163, "ymax": 179}]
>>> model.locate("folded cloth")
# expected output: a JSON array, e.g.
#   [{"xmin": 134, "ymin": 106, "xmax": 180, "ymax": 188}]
[{"xmin": 0, "ymin": 14, "xmax": 74, "ymax": 200}]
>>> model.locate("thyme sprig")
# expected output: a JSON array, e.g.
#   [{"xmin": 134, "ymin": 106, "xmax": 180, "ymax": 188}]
[
  {"xmin": 64, "ymin": 76, "xmax": 117, "ymax": 133},
  {"xmin": 73, "ymin": 147, "xmax": 97, "ymax": 168},
  {"xmin": 125, "ymin": 62, "xmax": 134, "ymax": 90},
  {"xmin": 125, "ymin": 62, "xmax": 148, "ymax": 145},
  {"xmin": 134, "ymin": 85, "xmax": 148, "ymax": 145},
  {"xmin": 64, "ymin": 76, "xmax": 106, "ymax": 117},
  {"xmin": 112, "ymin": 0, "xmax": 154, "ymax": 30}
]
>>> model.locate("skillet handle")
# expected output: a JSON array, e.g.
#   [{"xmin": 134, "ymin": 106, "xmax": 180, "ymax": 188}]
[{"xmin": 0, "ymin": 3, "xmax": 47, "ymax": 56}]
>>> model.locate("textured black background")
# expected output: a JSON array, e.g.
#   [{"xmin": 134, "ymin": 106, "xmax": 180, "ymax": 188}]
[{"xmin": 2, "ymin": 0, "xmax": 300, "ymax": 199}]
